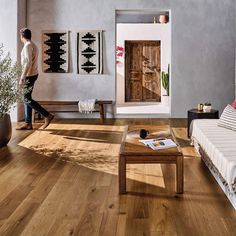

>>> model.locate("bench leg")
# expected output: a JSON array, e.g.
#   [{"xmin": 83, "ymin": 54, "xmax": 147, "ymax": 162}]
[
  {"xmin": 176, "ymin": 155, "xmax": 184, "ymax": 194},
  {"xmin": 119, "ymin": 155, "xmax": 126, "ymax": 194},
  {"xmin": 38, "ymin": 113, "xmax": 42, "ymax": 120},
  {"xmin": 99, "ymin": 104, "xmax": 105, "ymax": 122},
  {"xmin": 32, "ymin": 109, "xmax": 36, "ymax": 124}
]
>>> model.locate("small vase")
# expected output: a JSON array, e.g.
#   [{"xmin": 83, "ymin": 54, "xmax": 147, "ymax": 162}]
[
  {"xmin": 159, "ymin": 15, "xmax": 169, "ymax": 24},
  {"xmin": 0, "ymin": 113, "xmax": 12, "ymax": 148},
  {"xmin": 153, "ymin": 16, "xmax": 158, "ymax": 24}
]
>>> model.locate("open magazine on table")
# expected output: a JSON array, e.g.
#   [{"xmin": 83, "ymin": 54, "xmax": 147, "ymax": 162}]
[{"xmin": 139, "ymin": 138, "xmax": 177, "ymax": 150}]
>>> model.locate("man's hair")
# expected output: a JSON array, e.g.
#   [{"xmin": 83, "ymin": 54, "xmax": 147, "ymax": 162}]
[{"xmin": 20, "ymin": 28, "xmax": 32, "ymax": 40}]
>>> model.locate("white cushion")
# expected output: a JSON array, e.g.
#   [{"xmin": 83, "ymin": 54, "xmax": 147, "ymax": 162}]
[
  {"xmin": 191, "ymin": 119, "xmax": 236, "ymax": 192},
  {"xmin": 218, "ymin": 104, "xmax": 236, "ymax": 131}
]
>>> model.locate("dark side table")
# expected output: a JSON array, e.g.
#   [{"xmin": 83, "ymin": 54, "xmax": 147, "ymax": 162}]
[{"xmin": 187, "ymin": 109, "xmax": 219, "ymax": 137}]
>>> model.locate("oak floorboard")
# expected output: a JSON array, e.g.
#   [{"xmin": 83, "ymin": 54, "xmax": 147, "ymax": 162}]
[
  {"xmin": 19, "ymin": 163, "xmax": 78, "ymax": 236},
  {"xmin": 72, "ymin": 171, "xmax": 113, "ymax": 236},
  {"xmin": 0, "ymin": 154, "xmax": 46, "ymax": 204},
  {"xmin": 0, "ymin": 160, "xmax": 66, "ymax": 236},
  {"xmin": 98, "ymin": 171, "xmax": 123, "ymax": 236},
  {"xmin": 45, "ymin": 166, "xmax": 97, "ymax": 236}
]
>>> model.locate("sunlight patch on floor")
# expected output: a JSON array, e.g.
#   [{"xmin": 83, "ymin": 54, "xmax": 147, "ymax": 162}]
[{"xmin": 18, "ymin": 123, "xmax": 166, "ymax": 189}]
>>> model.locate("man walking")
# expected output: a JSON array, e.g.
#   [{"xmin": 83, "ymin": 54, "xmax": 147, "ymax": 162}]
[{"xmin": 17, "ymin": 28, "xmax": 54, "ymax": 130}]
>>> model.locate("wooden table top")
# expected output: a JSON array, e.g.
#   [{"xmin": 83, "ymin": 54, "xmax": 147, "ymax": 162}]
[{"xmin": 120, "ymin": 125, "xmax": 182, "ymax": 156}]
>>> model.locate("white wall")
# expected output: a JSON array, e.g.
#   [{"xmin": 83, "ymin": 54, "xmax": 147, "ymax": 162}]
[
  {"xmin": 0, "ymin": 0, "xmax": 18, "ymax": 121},
  {"xmin": 0, "ymin": 0, "xmax": 26, "ymax": 122},
  {"xmin": 17, "ymin": 0, "xmax": 27, "ymax": 121},
  {"xmin": 116, "ymin": 23, "xmax": 171, "ymax": 107},
  {"xmin": 0, "ymin": 1, "xmax": 17, "ymax": 58}
]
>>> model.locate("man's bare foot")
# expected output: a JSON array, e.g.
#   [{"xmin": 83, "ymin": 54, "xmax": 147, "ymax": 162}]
[
  {"xmin": 41, "ymin": 113, "xmax": 54, "ymax": 129},
  {"xmin": 16, "ymin": 123, "xmax": 33, "ymax": 130}
]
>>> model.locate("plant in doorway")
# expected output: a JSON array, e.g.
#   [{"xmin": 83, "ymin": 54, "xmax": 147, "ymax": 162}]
[
  {"xmin": 0, "ymin": 44, "xmax": 22, "ymax": 147},
  {"xmin": 116, "ymin": 46, "xmax": 124, "ymax": 65},
  {"xmin": 161, "ymin": 65, "xmax": 169, "ymax": 106}
]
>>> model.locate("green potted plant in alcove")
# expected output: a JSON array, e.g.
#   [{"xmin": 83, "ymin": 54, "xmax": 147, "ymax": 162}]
[
  {"xmin": 0, "ymin": 45, "xmax": 22, "ymax": 147},
  {"xmin": 161, "ymin": 65, "xmax": 169, "ymax": 106}
]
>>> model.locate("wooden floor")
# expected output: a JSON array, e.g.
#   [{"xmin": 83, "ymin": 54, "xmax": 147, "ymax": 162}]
[{"xmin": 0, "ymin": 118, "xmax": 236, "ymax": 236}]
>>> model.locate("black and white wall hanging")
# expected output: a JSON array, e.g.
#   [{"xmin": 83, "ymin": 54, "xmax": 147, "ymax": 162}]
[
  {"xmin": 77, "ymin": 30, "xmax": 103, "ymax": 74},
  {"xmin": 42, "ymin": 31, "xmax": 69, "ymax": 73}
]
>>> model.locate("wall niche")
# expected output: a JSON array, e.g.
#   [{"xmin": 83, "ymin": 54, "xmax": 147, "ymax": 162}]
[{"xmin": 116, "ymin": 10, "xmax": 171, "ymax": 115}]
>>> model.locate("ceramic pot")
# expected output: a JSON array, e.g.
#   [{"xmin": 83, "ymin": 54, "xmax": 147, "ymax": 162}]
[
  {"xmin": 159, "ymin": 15, "xmax": 169, "ymax": 24},
  {"xmin": 203, "ymin": 105, "xmax": 212, "ymax": 113},
  {"xmin": 0, "ymin": 113, "xmax": 12, "ymax": 148}
]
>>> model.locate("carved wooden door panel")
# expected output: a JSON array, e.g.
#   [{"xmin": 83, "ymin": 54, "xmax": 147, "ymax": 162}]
[
  {"xmin": 125, "ymin": 41, "xmax": 161, "ymax": 102},
  {"xmin": 125, "ymin": 41, "xmax": 142, "ymax": 102},
  {"xmin": 142, "ymin": 41, "xmax": 161, "ymax": 102}
]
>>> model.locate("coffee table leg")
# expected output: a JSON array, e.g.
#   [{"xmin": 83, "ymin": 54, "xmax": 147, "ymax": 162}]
[
  {"xmin": 176, "ymin": 155, "xmax": 184, "ymax": 194},
  {"xmin": 119, "ymin": 155, "xmax": 126, "ymax": 194}
]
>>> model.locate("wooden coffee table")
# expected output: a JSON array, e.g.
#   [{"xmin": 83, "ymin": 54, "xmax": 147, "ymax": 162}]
[{"xmin": 119, "ymin": 125, "xmax": 184, "ymax": 194}]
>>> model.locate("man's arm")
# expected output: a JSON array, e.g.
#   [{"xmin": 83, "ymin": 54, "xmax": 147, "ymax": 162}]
[{"xmin": 19, "ymin": 44, "xmax": 32, "ymax": 84}]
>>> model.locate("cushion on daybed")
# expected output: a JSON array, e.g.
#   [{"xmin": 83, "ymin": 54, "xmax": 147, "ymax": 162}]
[
  {"xmin": 231, "ymin": 100, "xmax": 236, "ymax": 109},
  {"xmin": 218, "ymin": 104, "xmax": 236, "ymax": 131},
  {"xmin": 191, "ymin": 119, "xmax": 236, "ymax": 193}
]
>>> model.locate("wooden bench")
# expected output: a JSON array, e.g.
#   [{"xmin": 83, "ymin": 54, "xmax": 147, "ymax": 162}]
[{"xmin": 32, "ymin": 100, "xmax": 113, "ymax": 123}]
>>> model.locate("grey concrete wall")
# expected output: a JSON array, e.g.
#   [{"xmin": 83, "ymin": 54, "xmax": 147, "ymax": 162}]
[{"xmin": 27, "ymin": 0, "xmax": 235, "ymax": 118}]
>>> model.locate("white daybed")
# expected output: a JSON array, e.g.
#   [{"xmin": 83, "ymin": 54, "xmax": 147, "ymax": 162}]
[{"xmin": 191, "ymin": 119, "xmax": 236, "ymax": 209}]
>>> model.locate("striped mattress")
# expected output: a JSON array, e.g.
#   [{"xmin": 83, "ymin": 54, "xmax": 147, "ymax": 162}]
[{"xmin": 191, "ymin": 119, "xmax": 236, "ymax": 193}]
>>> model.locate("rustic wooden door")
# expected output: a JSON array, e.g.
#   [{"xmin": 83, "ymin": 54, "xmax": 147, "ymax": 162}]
[{"xmin": 125, "ymin": 41, "xmax": 161, "ymax": 102}]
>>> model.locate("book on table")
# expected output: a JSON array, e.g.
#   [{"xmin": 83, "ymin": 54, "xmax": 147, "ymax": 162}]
[{"xmin": 139, "ymin": 138, "xmax": 177, "ymax": 150}]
